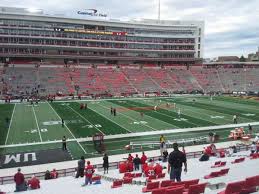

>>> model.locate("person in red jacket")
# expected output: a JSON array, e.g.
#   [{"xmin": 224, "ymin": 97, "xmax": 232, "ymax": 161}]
[
  {"xmin": 140, "ymin": 152, "xmax": 148, "ymax": 164},
  {"xmin": 128, "ymin": 153, "xmax": 134, "ymax": 162},
  {"xmin": 84, "ymin": 161, "xmax": 95, "ymax": 186},
  {"xmin": 50, "ymin": 169, "xmax": 58, "ymax": 179},
  {"xmin": 154, "ymin": 162, "xmax": 163, "ymax": 175},
  {"xmin": 14, "ymin": 168, "xmax": 27, "ymax": 192},
  {"xmin": 144, "ymin": 160, "xmax": 155, "ymax": 177},
  {"xmin": 28, "ymin": 176, "xmax": 40, "ymax": 190}
]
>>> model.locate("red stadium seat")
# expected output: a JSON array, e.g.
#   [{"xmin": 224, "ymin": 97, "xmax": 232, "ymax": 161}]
[
  {"xmin": 111, "ymin": 180, "xmax": 123, "ymax": 188},
  {"xmin": 151, "ymin": 188, "xmax": 166, "ymax": 194},
  {"xmin": 204, "ymin": 171, "xmax": 221, "ymax": 179},
  {"xmin": 218, "ymin": 181, "xmax": 245, "ymax": 194},
  {"xmin": 184, "ymin": 179, "xmax": 200, "ymax": 189},
  {"xmin": 184, "ymin": 183, "xmax": 207, "ymax": 194},
  {"xmin": 142, "ymin": 181, "xmax": 160, "ymax": 192},
  {"xmin": 219, "ymin": 168, "xmax": 229, "ymax": 176},
  {"xmin": 123, "ymin": 177, "xmax": 133, "ymax": 184},
  {"xmin": 241, "ymin": 176, "xmax": 258, "ymax": 193},
  {"xmin": 160, "ymin": 180, "xmax": 173, "ymax": 188},
  {"xmin": 157, "ymin": 173, "xmax": 166, "ymax": 179},
  {"xmin": 165, "ymin": 186, "xmax": 184, "ymax": 194}
]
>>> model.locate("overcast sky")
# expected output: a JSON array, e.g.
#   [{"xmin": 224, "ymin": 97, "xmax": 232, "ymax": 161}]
[{"xmin": 1, "ymin": 0, "xmax": 259, "ymax": 58}]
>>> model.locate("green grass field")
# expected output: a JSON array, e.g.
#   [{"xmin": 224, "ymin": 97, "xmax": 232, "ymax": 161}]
[{"xmin": 0, "ymin": 96, "xmax": 258, "ymax": 159}]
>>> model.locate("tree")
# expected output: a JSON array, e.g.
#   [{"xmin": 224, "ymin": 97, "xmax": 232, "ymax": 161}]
[{"xmin": 240, "ymin": 55, "xmax": 246, "ymax": 62}]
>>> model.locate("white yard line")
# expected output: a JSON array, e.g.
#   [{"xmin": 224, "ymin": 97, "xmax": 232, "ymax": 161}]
[
  {"xmin": 67, "ymin": 104, "xmax": 106, "ymax": 135},
  {"xmin": 32, "ymin": 105, "xmax": 43, "ymax": 142},
  {"xmin": 5, "ymin": 103, "xmax": 16, "ymax": 145},
  {"xmin": 47, "ymin": 102, "xmax": 87, "ymax": 154}
]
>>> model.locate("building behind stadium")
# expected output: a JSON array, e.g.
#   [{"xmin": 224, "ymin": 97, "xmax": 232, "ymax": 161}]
[{"xmin": 0, "ymin": 6, "xmax": 204, "ymax": 65}]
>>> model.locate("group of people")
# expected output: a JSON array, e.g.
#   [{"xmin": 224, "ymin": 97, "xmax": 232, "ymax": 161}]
[
  {"xmin": 14, "ymin": 168, "xmax": 40, "ymax": 192},
  {"xmin": 110, "ymin": 107, "xmax": 117, "ymax": 116},
  {"xmin": 44, "ymin": 169, "xmax": 59, "ymax": 180},
  {"xmin": 75, "ymin": 154, "xmax": 108, "ymax": 185}
]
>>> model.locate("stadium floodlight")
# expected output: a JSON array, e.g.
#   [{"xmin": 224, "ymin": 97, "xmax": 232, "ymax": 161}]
[{"xmin": 26, "ymin": 8, "xmax": 42, "ymax": 13}]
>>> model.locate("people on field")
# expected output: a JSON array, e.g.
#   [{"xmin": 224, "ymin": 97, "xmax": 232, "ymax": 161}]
[
  {"xmin": 233, "ymin": 115, "xmax": 237, "ymax": 124},
  {"xmin": 113, "ymin": 108, "xmax": 117, "ymax": 116},
  {"xmin": 76, "ymin": 156, "xmax": 85, "ymax": 178},
  {"xmin": 103, "ymin": 153, "xmax": 109, "ymax": 174},
  {"xmin": 177, "ymin": 108, "xmax": 181, "ymax": 118},
  {"xmin": 133, "ymin": 154, "xmax": 141, "ymax": 171},
  {"xmin": 27, "ymin": 175, "xmax": 40, "ymax": 190},
  {"xmin": 44, "ymin": 170, "xmax": 52, "ymax": 180},
  {"xmin": 51, "ymin": 169, "xmax": 58, "ymax": 179},
  {"xmin": 168, "ymin": 143, "xmax": 187, "ymax": 182},
  {"xmin": 14, "ymin": 168, "xmax": 27, "ymax": 192},
  {"xmin": 83, "ymin": 161, "xmax": 95, "ymax": 186},
  {"xmin": 61, "ymin": 118, "xmax": 64, "ymax": 127},
  {"xmin": 248, "ymin": 124, "xmax": 253, "ymax": 135},
  {"xmin": 62, "ymin": 136, "xmax": 67, "ymax": 151}
]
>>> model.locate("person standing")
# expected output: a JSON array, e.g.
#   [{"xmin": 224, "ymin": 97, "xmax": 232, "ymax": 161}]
[
  {"xmin": 110, "ymin": 107, "xmax": 113, "ymax": 115},
  {"xmin": 113, "ymin": 108, "xmax": 117, "ymax": 116},
  {"xmin": 160, "ymin": 135, "xmax": 166, "ymax": 156},
  {"xmin": 62, "ymin": 136, "xmax": 67, "ymax": 151},
  {"xmin": 61, "ymin": 118, "xmax": 64, "ymax": 128},
  {"xmin": 248, "ymin": 124, "xmax": 253, "ymax": 135},
  {"xmin": 168, "ymin": 143, "xmax": 187, "ymax": 182},
  {"xmin": 14, "ymin": 168, "xmax": 27, "ymax": 192},
  {"xmin": 76, "ymin": 156, "xmax": 85, "ymax": 178},
  {"xmin": 233, "ymin": 115, "xmax": 237, "ymax": 124},
  {"xmin": 133, "ymin": 154, "xmax": 141, "ymax": 171},
  {"xmin": 84, "ymin": 161, "xmax": 95, "ymax": 186},
  {"xmin": 141, "ymin": 152, "xmax": 148, "ymax": 165},
  {"xmin": 103, "ymin": 153, "xmax": 109, "ymax": 174}
]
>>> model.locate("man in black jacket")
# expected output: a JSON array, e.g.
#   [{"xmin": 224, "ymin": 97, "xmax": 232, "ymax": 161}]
[
  {"xmin": 168, "ymin": 143, "xmax": 187, "ymax": 182},
  {"xmin": 133, "ymin": 154, "xmax": 141, "ymax": 171},
  {"xmin": 76, "ymin": 156, "xmax": 85, "ymax": 178}
]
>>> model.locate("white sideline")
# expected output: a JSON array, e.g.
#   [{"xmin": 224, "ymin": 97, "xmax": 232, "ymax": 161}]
[
  {"xmin": 75, "ymin": 121, "xmax": 259, "ymax": 142},
  {"xmin": 4, "ymin": 103, "xmax": 16, "ymax": 145},
  {"xmin": 1, "ymin": 122, "xmax": 258, "ymax": 148},
  {"xmin": 32, "ymin": 105, "xmax": 43, "ymax": 142}
]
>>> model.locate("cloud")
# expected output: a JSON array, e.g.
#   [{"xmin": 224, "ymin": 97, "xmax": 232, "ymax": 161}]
[{"xmin": 0, "ymin": 0, "xmax": 258, "ymax": 58}]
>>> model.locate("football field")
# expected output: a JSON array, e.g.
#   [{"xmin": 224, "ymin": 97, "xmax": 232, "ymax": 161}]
[{"xmin": 0, "ymin": 96, "xmax": 259, "ymax": 167}]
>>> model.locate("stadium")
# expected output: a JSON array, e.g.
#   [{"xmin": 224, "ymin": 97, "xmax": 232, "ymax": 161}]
[{"xmin": 0, "ymin": 4, "xmax": 259, "ymax": 194}]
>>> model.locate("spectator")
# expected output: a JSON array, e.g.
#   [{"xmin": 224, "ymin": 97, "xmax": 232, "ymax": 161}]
[
  {"xmin": 144, "ymin": 159, "xmax": 155, "ymax": 177},
  {"xmin": 133, "ymin": 154, "xmax": 141, "ymax": 171},
  {"xmin": 128, "ymin": 153, "xmax": 134, "ymax": 162},
  {"xmin": 199, "ymin": 153, "xmax": 209, "ymax": 161},
  {"xmin": 251, "ymin": 142, "xmax": 257, "ymax": 155},
  {"xmin": 168, "ymin": 143, "xmax": 187, "ymax": 182},
  {"xmin": 154, "ymin": 162, "xmax": 163, "ymax": 175},
  {"xmin": 233, "ymin": 115, "xmax": 237, "ymax": 124},
  {"xmin": 248, "ymin": 124, "xmax": 253, "ymax": 135},
  {"xmin": 27, "ymin": 175, "xmax": 40, "ymax": 190},
  {"xmin": 140, "ymin": 152, "xmax": 147, "ymax": 164},
  {"xmin": 44, "ymin": 170, "xmax": 52, "ymax": 180},
  {"xmin": 76, "ymin": 156, "xmax": 85, "ymax": 178},
  {"xmin": 62, "ymin": 136, "xmax": 67, "ymax": 151},
  {"xmin": 51, "ymin": 169, "xmax": 58, "ymax": 179},
  {"xmin": 103, "ymin": 153, "xmax": 109, "ymax": 174},
  {"xmin": 83, "ymin": 161, "xmax": 95, "ymax": 186},
  {"xmin": 163, "ymin": 150, "xmax": 169, "ymax": 162},
  {"xmin": 160, "ymin": 135, "xmax": 166, "ymax": 156},
  {"xmin": 14, "ymin": 168, "xmax": 27, "ymax": 192}
]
